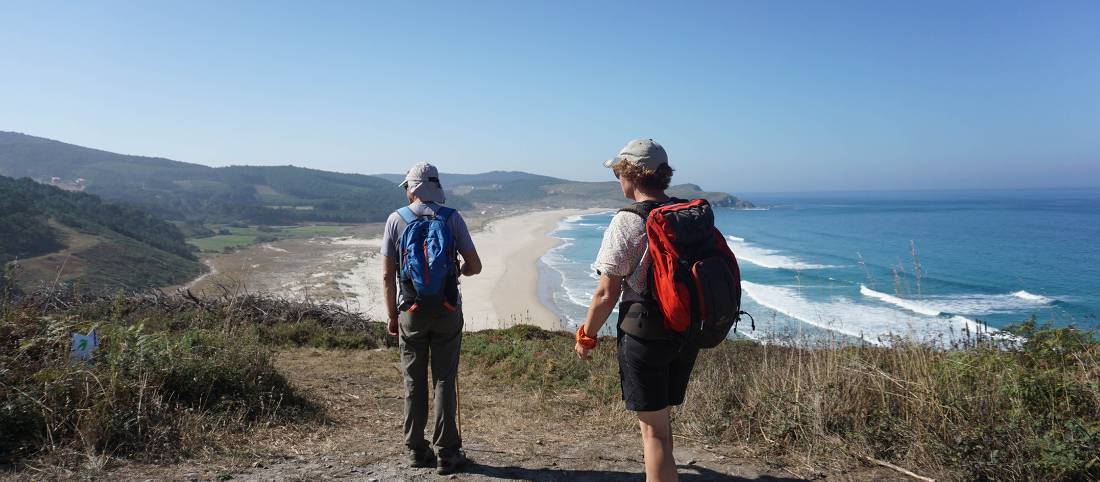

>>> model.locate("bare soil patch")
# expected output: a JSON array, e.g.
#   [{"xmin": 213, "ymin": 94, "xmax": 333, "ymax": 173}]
[
  {"xmin": 81, "ymin": 347, "xmax": 846, "ymax": 481},
  {"xmin": 185, "ymin": 224, "xmax": 384, "ymax": 309}
]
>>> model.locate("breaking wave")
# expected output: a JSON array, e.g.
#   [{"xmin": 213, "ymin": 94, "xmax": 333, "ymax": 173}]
[
  {"xmin": 860, "ymin": 285, "xmax": 942, "ymax": 316},
  {"xmin": 727, "ymin": 235, "xmax": 839, "ymax": 270},
  {"xmin": 1011, "ymin": 290, "xmax": 1054, "ymax": 303},
  {"xmin": 860, "ymin": 285, "xmax": 1056, "ymax": 316},
  {"xmin": 742, "ymin": 281, "xmax": 992, "ymax": 345}
]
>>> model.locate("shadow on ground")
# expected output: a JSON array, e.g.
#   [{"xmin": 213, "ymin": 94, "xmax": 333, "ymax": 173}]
[{"xmin": 465, "ymin": 462, "xmax": 808, "ymax": 481}]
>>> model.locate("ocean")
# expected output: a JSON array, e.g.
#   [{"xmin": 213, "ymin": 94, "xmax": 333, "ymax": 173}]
[{"xmin": 538, "ymin": 189, "xmax": 1100, "ymax": 344}]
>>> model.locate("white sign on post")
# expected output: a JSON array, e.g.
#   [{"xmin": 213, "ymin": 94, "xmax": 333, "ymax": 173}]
[{"xmin": 70, "ymin": 328, "xmax": 99, "ymax": 363}]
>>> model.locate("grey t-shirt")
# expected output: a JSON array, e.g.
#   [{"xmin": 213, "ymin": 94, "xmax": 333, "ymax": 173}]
[
  {"xmin": 592, "ymin": 211, "xmax": 651, "ymax": 303},
  {"xmin": 380, "ymin": 202, "xmax": 476, "ymax": 261}
]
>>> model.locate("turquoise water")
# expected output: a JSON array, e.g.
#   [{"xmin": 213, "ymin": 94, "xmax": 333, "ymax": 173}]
[{"xmin": 539, "ymin": 189, "xmax": 1100, "ymax": 344}]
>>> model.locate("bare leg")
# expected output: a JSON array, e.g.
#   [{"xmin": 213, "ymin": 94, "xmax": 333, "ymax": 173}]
[{"xmin": 637, "ymin": 408, "xmax": 678, "ymax": 482}]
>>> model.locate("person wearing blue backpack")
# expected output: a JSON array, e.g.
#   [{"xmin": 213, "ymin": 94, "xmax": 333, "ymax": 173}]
[{"xmin": 381, "ymin": 162, "xmax": 481, "ymax": 475}]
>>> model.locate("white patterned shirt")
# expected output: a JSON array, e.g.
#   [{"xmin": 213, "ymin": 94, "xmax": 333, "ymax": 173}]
[{"xmin": 592, "ymin": 211, "xmax": 651, "ymax": 303}]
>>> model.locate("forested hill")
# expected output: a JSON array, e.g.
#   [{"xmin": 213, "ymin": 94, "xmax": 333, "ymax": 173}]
[
  {"xmin": 375, "ymin": 171, "xmax": 755, "ymax": 209},
  {"xmin": 0, "ymin": 131, "xmax": 408, "ymax": 224},
  {"xmin": 0, "ymin": 131, "xmax": 752, "ymax": 224},
  {"xmin": 0, "ymin": 175, "xmax": 204, "ymax": 290}
]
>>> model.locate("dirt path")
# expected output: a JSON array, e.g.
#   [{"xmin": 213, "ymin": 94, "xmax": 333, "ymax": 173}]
[{"xmin": 104, "ymin": 348, "xmax": 814, "ymax": 481}]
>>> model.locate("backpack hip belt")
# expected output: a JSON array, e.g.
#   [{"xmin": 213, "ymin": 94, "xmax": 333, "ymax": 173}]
[{"xmin": 618, "ymin": 301, "xmax": 674, "ymax": 340}]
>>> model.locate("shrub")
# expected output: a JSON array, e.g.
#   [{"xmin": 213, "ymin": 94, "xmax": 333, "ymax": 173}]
[
  {"xmin": 255, "ymin": 318, "xmax": 391, "ymax": 349},
  {"xmin": 461, "ymin": 325, "xmax": 619, "ymax": 400},
  {"xmin": 0, "ymin": 301, "xmax": 320, "ymax": 463},
  {"xmin": 460, "ymin": 322, "xmax": 1098, "ymax": 481}
]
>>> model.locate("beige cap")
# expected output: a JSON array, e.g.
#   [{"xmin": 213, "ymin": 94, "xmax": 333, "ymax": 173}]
[
  {"xmin": 399, "ymin": 162, "xmax": 446, "ymax": 204},
  {"xmin": 603, "ymin": 138, "xmax": 670, "ymax": 170}
]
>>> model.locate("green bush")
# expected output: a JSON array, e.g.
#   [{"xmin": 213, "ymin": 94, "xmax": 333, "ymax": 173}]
[
  {"xmin": 0, "ymin": 308, "xmax": 319, "ymax": 462},
  {"xmin": 255, "ymin": 319, "xmax": 391, "ymax": 350},
  {"xmin": 461, "ymin": 325, "xmax": 619, "ymax": 400}
]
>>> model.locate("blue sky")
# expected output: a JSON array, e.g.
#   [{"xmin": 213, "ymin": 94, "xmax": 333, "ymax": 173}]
[{"xmin": 1, "ymin": 1, "xmax": 1097, "ymax": 192}]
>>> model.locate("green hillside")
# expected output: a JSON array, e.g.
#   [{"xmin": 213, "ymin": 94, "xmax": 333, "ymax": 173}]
[
  {"xmin": 0, "ymin": 175, "xmax": 204, "ymax": 290},
  {"xmin": 0, "ymin": 131, "xmax": 408, "ymax": 224},
  {"xmin": 0, "ymin": 131, "xmax": 752, "ymax": 227},
  {"xmin": 374, "ymin": 170, "xmax": 565, "ymax": 186}
]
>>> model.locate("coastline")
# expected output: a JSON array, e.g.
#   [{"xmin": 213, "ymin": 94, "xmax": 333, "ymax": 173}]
[
  {"xmin": 455, "ymin": 208, "xmax": 601, "ymax": 331},
  {"xmin": 179, "ymin": 208, "xmax": 605, "ymax": 332},
  {"xmin": 340, "ymin": 208, "xmax": 603, "ymax": 332}
]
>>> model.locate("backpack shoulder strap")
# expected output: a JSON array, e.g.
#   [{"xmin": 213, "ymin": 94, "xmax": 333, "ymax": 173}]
[
  {"xmin": 396, "ymin": 206, "xmax": 418, "ymax": 224},
  {"xmin": 433, "ymin": 206, "xmax": 455, "ymax": 222},
  {"xmin": 618, "ymin": 198, "xmax": 687, "ymax": 220},
  {"xmin": 618, "ymin": 200, "xmax": 662, "ymax": 220}
]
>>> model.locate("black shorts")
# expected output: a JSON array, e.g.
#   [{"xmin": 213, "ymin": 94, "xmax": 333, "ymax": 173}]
[{"xmin": 616, "ymin": 303, "xmax": 700, "ymax": 412}]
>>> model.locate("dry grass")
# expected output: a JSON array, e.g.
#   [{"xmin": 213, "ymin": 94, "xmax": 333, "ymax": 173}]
[
  {"xmin": 456, "ymin": 323, "xmax": 1099, "ymax": 480},
  {"xmin": 4, "ymin": 279, "xmax": 1097, "ymax": 480},
  {"xmin": 0, "ymin": 288, "xmax": 325, "ymax": 467},
  {"xmin": 674, "ymin": 325, "xmax": 1100, "ymax": 480}
]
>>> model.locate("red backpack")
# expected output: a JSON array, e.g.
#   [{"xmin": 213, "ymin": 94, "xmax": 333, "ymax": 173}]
[{"xmin": 622, "ymin": 198, "xmax": 751, "ymax": 348}]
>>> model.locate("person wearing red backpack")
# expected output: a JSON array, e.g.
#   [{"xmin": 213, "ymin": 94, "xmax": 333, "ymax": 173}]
[
  {"xmin": 575, "ymin": 139, "xmax": 744, "ymax": 482},
  {"xmin": 382, "ymin": 162, "xmax": 482, "ymax": 475}
]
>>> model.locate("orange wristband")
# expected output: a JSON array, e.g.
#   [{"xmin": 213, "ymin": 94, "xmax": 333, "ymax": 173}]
[{"xmin": 576, "ymin": 325, "xmax": 598, "ymax": 348}]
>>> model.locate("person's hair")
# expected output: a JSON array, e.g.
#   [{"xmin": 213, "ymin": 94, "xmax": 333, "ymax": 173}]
[{"xmin": 612, "ymin": 161, "xmax": 674, "ymax": 191}]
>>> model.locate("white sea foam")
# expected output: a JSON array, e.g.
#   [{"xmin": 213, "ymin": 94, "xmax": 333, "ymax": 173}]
[
  {"xmin": 860, "ymin": 285, "xmax": 1056, "ymax": 316},
  {"xmin": 928, "ymin": 294, "xmax": 1055, "ymax": 315},
  {"xmin": 1012, "ymin": 290, "xmax": 1054, "ymax": 303},
  {"xmin": 860, "ymin": 285, "xmax": 942, "ymax": 316},
  {"xmin": 566, "ymin": 289, "xmax": 594, "ymax": 309},
  {"xmin": 563, "ymin": 211, "xmax": 614, "ymax": 224},
  {"xmin": 726, "ymin": 236, "xmax": 837, "ymax": 270},
  {"xmin": 540, "ymin": 231, "xmax": 593, "ymax": 324},
  {"xmin": 742, "ymin": 281, "xmax": 991, "ymax": 345},
  {"xmin": 542, "ymin": 213, "xmax": 1040, "ymax": 344}
]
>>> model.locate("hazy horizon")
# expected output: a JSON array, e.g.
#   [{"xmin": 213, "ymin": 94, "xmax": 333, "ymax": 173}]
[
  {"xmin": 2, "ymin": 1, "xmax": 1097, "ymax": 193},
  {"xmin": 6, "ymin": 128, "xmax": 1100, "ymax": 195}
]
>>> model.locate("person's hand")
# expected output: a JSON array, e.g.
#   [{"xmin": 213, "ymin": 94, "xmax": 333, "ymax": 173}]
[
  {"xmin": 575, "ymin": 341, "xmax": 593, "ymax": 360},
  {"xmin": 459, "ymin": 259, "xmax": 476, "ymax": 277},
  {"xmin": 387, "ymin": 316, "xmax": 399, "ymax": 336}
]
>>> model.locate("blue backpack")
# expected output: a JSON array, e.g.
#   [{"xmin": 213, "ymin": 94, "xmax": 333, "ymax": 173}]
[{"xmin": 396, "ymin": 205, "xmax": 459, "ymax": 312}]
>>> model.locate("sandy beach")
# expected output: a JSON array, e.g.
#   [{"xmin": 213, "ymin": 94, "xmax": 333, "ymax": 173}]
[
  {"xmin": 184, "ymin": 208, "xmax": 601, "ymax": 332},
  {"xmin": 344, "ymin": 209, "xmax": 598, "ymax": 331},
  {"xmin": 458, "ymin": 209, "xmax": 594, "ymax": 331}
]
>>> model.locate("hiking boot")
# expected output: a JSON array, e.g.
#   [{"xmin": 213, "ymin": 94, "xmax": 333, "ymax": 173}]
[
  {"xmin": 406, "ymin": 446, "xmax": 435, "ymax": 468},
  {"xmin": 436, "ymin": 449, "xmax": 469, "ymax": 475}
]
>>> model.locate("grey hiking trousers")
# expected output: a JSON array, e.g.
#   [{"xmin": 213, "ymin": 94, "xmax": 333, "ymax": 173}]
[{"xmin": 398, "ymin": 307, "xmax": 463, "ymax": 456}]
